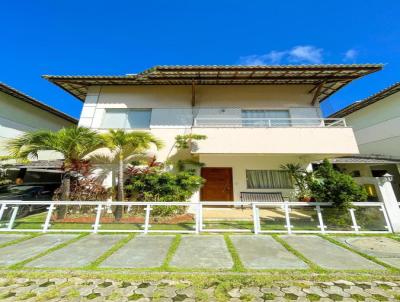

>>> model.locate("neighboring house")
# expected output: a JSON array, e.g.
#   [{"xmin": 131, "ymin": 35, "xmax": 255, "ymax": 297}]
[
  {"xmin": 0, "ymin": 82, "xmax": 77, "ymax": 182},
  {"xmin": 44, "ymin": 64, "xmax": 381, "ymax": 202},
  {"xmin": 329, "ymin": 82, "xmax": 400, "ymax": 200}
]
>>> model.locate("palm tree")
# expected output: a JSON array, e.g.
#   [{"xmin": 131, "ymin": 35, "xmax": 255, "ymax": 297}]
[
  {"xmin": 7, "ymin": 126, "xmax": 105, "ymax": 202},
  {"xmin": 101, "ymin": 130, "xmax": 163, "ymax": 216}
]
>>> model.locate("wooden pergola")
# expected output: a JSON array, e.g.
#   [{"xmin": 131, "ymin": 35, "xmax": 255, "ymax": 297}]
[{"xmin": 43, "ymin": 64, "xmax": 383, "ymax": 105}]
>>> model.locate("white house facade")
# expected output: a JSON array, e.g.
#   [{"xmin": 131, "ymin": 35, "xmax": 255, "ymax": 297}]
[
  {"xmin": 330, "ymin": 82, "xmax": 400, "ymax": 200},
  {"xmin": 45, "ymin": 65, "xmax": 381, "ymax": 202}
]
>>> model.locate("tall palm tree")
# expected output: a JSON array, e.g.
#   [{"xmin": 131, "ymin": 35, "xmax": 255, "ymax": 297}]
[
  {"xmin": 101, "ymin": 130, "xmax": 163, "ymax": 202},
  {"xmin": 7, "ymin": 126, "xmax": 105, "ymax": 201}
]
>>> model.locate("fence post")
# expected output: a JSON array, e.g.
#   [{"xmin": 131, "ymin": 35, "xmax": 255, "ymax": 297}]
[
  {"xmin": 195, "ymin": 203, "xmax": 201, "ymax": 234},
  {"xmin": 252, "ymin": 204, "xmax": 259, "ymax": 234},
  {"xmin": 93, "ymin": 204, "xmax": 103, "ymax": 234},
  {"xmin": 42, "ymin": 204, "xmax": 55, "ymax": 233},
  {"xmin": 349, "ymin": 208, "xmax": 360, "ymax": 233},
  {"xmin": 0, "ymin": 203, "xmax": 7, "ymax": 221},
  {"xmin": 7, "ymin": 206, "xmax": 19, "ymax": 230},
  {"xmin": 284, "ymin": 203, "xmax": 292, "ymax": 234},
  {"xmin": 144, "ymin": 204, "xmax": 151, "ymax": 234},
  {"xmin": 376, "ymin": 177, "xmax": 400, "ymax": 232},
  {"xmin": 380, "ymin": 204, "xmax": 393, "ymax": 233},
  {"xmin": 316, "ymin": 205, "xmax": 326, "ymax": 233}
]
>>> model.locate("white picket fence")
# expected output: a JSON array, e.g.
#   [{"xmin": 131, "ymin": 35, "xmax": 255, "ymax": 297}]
[{"xmin": 0, "ymin": 200, "xmax": 393, "ymax": 234}]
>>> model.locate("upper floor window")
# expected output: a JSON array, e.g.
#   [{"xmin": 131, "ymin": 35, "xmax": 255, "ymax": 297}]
[
  {"xmin": 242, "ymin": 110, "xmax": 290, "ymax": 126},
  {"xmin": 100, "ymin": 109, "xmax": 151, "ymax": 129}
]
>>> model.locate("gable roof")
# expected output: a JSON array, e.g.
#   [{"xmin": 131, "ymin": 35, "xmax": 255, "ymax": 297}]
[
  {"xmin": 43, "ymin": 64, "xmax": 382, "ymax": 103},
  {"xmin": 330, "ymin": 82, "xmax": 400, "ymax": 118},
  {"xmin": 0, "ymin": 82, "xmax": 78, "ymax": 124}
]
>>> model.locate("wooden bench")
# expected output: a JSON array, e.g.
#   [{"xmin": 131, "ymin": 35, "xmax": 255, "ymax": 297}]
[{"xmin": 240, "ymin": 192, "xmax": 285, "ymax": 203}]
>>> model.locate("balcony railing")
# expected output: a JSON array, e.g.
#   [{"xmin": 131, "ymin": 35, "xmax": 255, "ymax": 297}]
[{"xmin": 193, "ymin": 117, "xmax": 347, "ymax": 128}]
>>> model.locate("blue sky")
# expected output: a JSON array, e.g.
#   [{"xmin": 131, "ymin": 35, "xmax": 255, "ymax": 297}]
[{"xmin": 1, "ymin": 1, "xmax": 399, "ymax": 118}]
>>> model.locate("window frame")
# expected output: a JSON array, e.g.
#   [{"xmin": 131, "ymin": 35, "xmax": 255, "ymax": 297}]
[{"xmin": 246, "ymin": 169, "xmax": 294, "ymax": 189}]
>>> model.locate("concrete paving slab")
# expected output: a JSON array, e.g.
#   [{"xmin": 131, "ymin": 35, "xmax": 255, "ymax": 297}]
[
  {"xmin": 336, "ymin": 237, "xmax": 400, "ymax": 258},
  {"xmin": 231, "ymin": 235, "xmax": 308, "ymax": 269},
  {"xmin": 0, "ymin": 234, "xmax": 76, "ymax": 266},
  {"xmin": 100, "ymin": 235, "xmax": 174, "ymax": 268},
  {"xmin": 0, "ymin": 234, "xmax": 26, "ymax": 245},
  {"xmin": 378, "ymin": 257, "xmax": 400, "ymax": 268},
  {"xmin": 281, "ymin": 235, "xmax": 383, "ymax": 270},
  {"xmin": 170, "ymin": 235, "xmax": 233, "ymax": 269},
  {"xmin": 27, "ymin": 234, "xmax": 125, "ymax": 268}
]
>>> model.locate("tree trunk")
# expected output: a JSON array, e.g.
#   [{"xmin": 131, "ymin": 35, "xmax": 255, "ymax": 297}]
[
  {"xmin": 114, "ymin": 155, "xmax": 124, "ymax": 221},
  {"xmin": 57, "ymin": 173, "xmax": 70, "ymax": 219}
]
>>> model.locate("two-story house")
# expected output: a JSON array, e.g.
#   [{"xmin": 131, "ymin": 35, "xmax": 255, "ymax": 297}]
[
  {"xmin": 329, "ymin": 82, "xmax": 400, "ymax": 200},
  {"xmin": 44, "ymin": 65, "xmax": 381, "ymax": 202},
  {"xmin": 0, "ymin": 82, "xmax": 77, "ymax": 183}
]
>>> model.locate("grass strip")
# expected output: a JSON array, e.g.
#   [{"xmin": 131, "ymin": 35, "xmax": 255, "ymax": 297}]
[
  {"xmin": 0, "ymin": 233, "xmax": 41, "ymax": 249},
  {"xmin": 160, "ymin": 234, "xmax": 181, "ymax": 270},
  {"xmin": 84, "ymin": 233, "xmax": 135, "ymax": 269},
  {"xmin": 9, "ymin": 233, "xmax": 89, "ymax": 269},
  {"xmin": 224, "ymin": 234, "xmax": 245, "ymax": 272},
  {"xmin": 319, "ymin": 234, "xmax": 400, "ymax": 272},
  {"xmin": 272, "ymin": 235, "xmax": 324, "ymax": 272}
]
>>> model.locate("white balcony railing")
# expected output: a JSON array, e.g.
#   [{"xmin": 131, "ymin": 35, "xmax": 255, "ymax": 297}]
[{"xmin": 193, "ymin": 117, "xmax": 347, "ymax": 128}]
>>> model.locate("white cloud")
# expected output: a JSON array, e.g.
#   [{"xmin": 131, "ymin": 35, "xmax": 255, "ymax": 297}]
[
  {"xmin": 239, "ymin": 45, "xmax": 323, "ymax": 65},
  {"xmin": 288, "ymin": 45, "xmax": 323, "ymax": 64},
  {"xmin": 343, "ymin": 49, "xmax": 358, "ymax": 61}
]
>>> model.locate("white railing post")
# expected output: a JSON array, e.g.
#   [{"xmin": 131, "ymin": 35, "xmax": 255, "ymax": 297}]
[
  {"xmin": 349, "ymin": 208, "xmax": 360, "ymax": 233},
  {"xmin": 42, "ymin": 204, "xmax": 55, "ymax": 233},
  {"xmin": 7, "ymin": 206, "xmax": 19, "ymax": 230},
  {"xmin": 92, "ymin": 204, "xmax": 103, "ymax": 233},
  {"xmin": 284, "ymin": 203, "xmax": 292, "ymax": 234},
  {"xmin": 199, "ymin": 203, "xmax": 203, "ymax": 232},
  {"xmin": 0, "ymin": 203, "xmax": 7, "ymax": 225},
  {"xmin": 252, "ymin": 204, "xmax": 259, "ymax": 234},
  {"xmin": 195, "ymin": 203, "xmax": 201, "ymax": 234},
  {"xmin": 144, "ymin": 204, "xmax": 152, "ymax": 234},
  {"xmin": 316, "ymin": 205, "xmax": 326, "ymax": 233},
  {"xmin": 380, "ymin": 204, "xmax": 393, "ymax": 233}
]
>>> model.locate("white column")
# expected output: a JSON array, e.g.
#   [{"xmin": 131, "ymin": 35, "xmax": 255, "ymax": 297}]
[
  {"xmin": 188, "ymin": 190, "xmax": 200, "ymax": 214},
  {"xmin": 376, "ymin": 177, "xmax": 400, "ymax": 232}
]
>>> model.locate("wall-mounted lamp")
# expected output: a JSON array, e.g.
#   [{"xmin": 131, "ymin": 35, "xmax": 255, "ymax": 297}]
[{"xmin": 383, "ymin": 173, "xmax": 394, "ymax": 182}]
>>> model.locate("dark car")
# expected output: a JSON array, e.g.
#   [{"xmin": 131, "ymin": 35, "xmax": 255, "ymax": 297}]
[{"xmin": 0, "ymin": 183, "xmax": 60, "ymax": 218}]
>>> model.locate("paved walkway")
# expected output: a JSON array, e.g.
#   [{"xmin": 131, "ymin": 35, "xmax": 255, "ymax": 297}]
[
  {"xmin": 1, "ymin": 234, "xmax": 400, "ymax": 271},
  {"xmin": 1, "ymin": 277, "xmax": 400, "ymax": 301},
  {"xmin": 1, "ymin": 234, "xmax": 400, "ymax": 301}
]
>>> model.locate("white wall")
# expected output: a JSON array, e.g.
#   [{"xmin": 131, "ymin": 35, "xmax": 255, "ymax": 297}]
[
  {"xmin": 0, "ymin": 91, "xmax": 75, "ymax": 160},
  {"xmin": 345, "ymin": 91, "xmax": 400, "ymax": 158}
]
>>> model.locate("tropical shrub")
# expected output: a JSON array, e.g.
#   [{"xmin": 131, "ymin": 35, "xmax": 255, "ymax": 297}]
[
  {"xmin": 125, "ymin": 169, "xmax": 204, "ymax": 216},
  {"xmin": 53, "ymin": 178, "xmax": 110, "ymax": 202},
  {"xmin": 280, "ymin": 163, "xmax": 313, "ymax": 200},
  {"xmin": 309, "ymin": 159, "xmax": 367, "ymax": 208},
  {"xmin": 53, "ymin": 178, "xmax": 110, "ymax": 219},
  {"xmin": 308, "ymin": 159, "xmax": 367, "ymax": 227}
]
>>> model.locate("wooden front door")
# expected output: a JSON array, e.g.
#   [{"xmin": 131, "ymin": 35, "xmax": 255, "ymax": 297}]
[{"xmin": 200, "ymin": 168, "xmax": 233, "ymax": 201}]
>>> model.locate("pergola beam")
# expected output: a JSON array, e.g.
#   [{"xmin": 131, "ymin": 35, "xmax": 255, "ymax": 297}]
[
  {"xmin": 311, "ymin": 81, "xmax": 325, "ymax": 106},
  {"xmin": 191, "ymin": 80, "xmax": 196, "ymax": 107}
]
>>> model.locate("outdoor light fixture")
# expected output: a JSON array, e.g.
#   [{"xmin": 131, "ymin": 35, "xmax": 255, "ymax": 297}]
[{"xmin": 383, "ymin": 173, "xmax": 394, "ymax": 182}]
